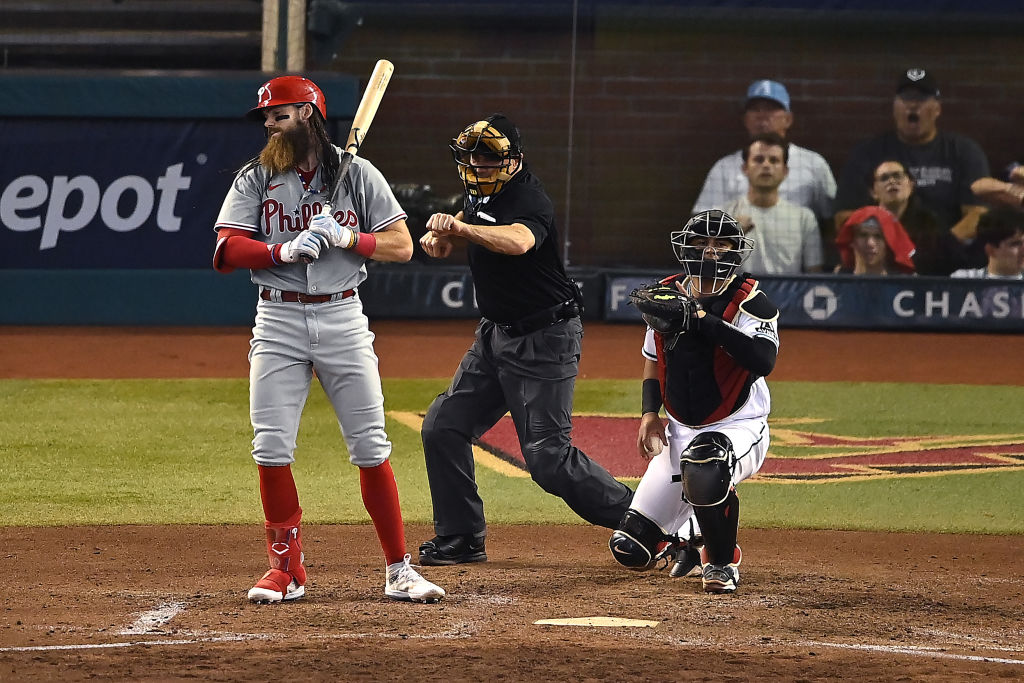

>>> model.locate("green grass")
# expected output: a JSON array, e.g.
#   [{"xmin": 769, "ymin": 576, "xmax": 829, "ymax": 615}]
[{"xmin": 1, "ymin": 378, "xmax": 1021, "ymax": 532}]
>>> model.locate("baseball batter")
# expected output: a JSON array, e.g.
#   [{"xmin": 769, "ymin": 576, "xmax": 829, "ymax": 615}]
[
  {"xmin": 212, "ymin": 75, "xmax": 444, "ymax": 604},
  {"xmin": 608, "ymin": 210, "xmax": 780, "ymax": 594}
]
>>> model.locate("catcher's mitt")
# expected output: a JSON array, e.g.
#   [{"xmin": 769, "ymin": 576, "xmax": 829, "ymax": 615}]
[{"xmin": 629, "ymin": 283, "xmax": 700, "ymax": 335}]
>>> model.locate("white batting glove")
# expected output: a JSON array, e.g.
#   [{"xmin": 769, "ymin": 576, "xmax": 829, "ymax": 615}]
[
  {"xmin": 309, "ymin": 214, "xmax": 356, "ymax": 249},
  {"xmin": 279, "ymin": 231, "xmax": 329, "ymax": 263}
]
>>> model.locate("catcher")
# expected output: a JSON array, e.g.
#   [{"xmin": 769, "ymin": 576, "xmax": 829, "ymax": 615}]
[{"xmin": 608, "ymin": 209, "xmax": 780, "ymax": 594}]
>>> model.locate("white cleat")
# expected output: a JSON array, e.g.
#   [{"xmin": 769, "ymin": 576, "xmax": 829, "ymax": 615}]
[
  {"xmin": 701, "ymin": 564, "xmax": 739, "ymax": 594},
  {"xmin": 248, "ymin": 569, "xmax": 305, "ymax": 603},
  {"xmin": 385, "ymin": 554, "xmax": 446, "ymax": 603}
]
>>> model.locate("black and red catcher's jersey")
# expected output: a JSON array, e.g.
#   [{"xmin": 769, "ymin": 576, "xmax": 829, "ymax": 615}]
[{"xmin": 652, "ymin": 274, "xmax": 772, "ymax": 427}]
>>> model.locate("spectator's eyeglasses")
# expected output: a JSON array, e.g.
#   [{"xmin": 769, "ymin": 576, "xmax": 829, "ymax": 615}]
[{"xmin": 875, "ymin": 171, "xmax": 908, "ymax": 183}]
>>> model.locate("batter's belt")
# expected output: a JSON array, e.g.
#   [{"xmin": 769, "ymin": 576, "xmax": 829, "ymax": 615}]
[
  {"xmin": 493, "ymin": 299, "xmax": 581, "ymax": 337},
  {"xmin": 260, "ymin": 287, "xmax": 356, "ymax": 304}
]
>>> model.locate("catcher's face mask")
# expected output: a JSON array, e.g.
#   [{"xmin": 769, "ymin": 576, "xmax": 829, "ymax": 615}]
[
  {"xmin": 450, "ymin": 116, "xmax": 522, "ymax": 197},
  {"xmin": 671, "ymin": 210, "xmax": 754, "ymax": 293}
]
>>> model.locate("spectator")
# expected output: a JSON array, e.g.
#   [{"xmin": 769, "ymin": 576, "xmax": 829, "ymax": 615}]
[
  {"xmin": 692, "ymin": 79, "xmax": 836, "ymax": 229},
  {"xmin": 835, "ymin": 206, "xmax": 916, "ymax": 275},
  {"xmin": 970, "ymin": 162, "xmax": 1024, "ymax": 211},
  {"xmin": 868, "ymin": 159, "xmax": 964, "ymax": 274},
  {"xmin": 950, "ymin": 208, "xmax": 1024, "ymax": 279},
  {"xmin": 834, "ymin": 68, "xmax": 990, "ymax": 251},
  {"xmin": 722, "ymin": 132, "xmax": 824, "ymax": 275}
]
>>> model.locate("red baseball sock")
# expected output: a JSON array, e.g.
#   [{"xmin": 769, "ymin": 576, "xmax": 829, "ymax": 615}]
[
  {"xmin": 257, "ymin": 464, "xmax": 300, "ymax": 524},
  {"xmin": 359, "ymin": 460, "xmax": 406, "ymax": 565}
]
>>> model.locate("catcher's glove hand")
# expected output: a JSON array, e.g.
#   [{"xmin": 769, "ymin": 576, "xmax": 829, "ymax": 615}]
[{"xmin": 629, "ymin": 283, "xmax": 700, "ymax": 335}]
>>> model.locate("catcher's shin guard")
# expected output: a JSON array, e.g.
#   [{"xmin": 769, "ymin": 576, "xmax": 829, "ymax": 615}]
[
  {"xmin": 693, "ymin": 489, "xmax": 740, "ymax": 567},
  {"xmin": 609, "ymin": 510, "xmax": 674, "ymax": 570}
]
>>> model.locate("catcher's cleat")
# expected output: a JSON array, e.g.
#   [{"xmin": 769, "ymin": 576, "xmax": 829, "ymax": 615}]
[
  {"xmin": 385, "ymin": 554, "xmax": 446, "ymax": 604},
  {"xmin": 668, "ymin": 530, "xmax": 706, "ymax": 578},
  {"xmin": 699, "ymin": 544, "xmax": 742, "ymax": 594},
  {"xmin": 248, "ymin": 568, "xmax": 305, "ymax": 603},
  {"xmin": 418, "ymin": 533, "xmax": 487, "ymax": 566},
  {"xmin": 701, "ymin": 563, "xmax": 739, "ymax": 594},
  {"xmin": 669, "ymin": 545, "xmax": 703, "ymax": 578}
]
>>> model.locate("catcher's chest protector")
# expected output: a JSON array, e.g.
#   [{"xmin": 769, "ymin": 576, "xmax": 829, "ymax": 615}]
[{"xmin": 654, "ymin": 276, "xmax": 757, "ymax": 426}]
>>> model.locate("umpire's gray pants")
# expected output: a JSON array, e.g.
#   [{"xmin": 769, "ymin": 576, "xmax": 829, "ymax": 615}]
[{"xmin": 421, "ymin": 317, "xmax": 634, "ymax": 536}]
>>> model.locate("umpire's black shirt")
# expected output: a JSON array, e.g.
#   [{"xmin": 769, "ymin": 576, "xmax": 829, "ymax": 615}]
[{"xmin": 463, "ymin": 168, "xmax": 578, "ymax": 324}]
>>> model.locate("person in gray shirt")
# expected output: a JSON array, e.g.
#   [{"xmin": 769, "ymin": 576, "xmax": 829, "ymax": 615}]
[{"xmin": 692, "ymin": 79, "xmax": 836, "ymax": 228}]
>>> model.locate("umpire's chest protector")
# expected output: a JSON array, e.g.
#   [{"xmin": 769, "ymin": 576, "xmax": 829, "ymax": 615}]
[{"xmin": 654, "ymin": 276, "xmax": 758, "ymax": 427}]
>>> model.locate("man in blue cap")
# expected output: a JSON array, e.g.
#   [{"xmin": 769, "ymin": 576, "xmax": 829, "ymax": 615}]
[{"xmin": 692, "ymin": 79, "xmax": 836, "ymax": 231}]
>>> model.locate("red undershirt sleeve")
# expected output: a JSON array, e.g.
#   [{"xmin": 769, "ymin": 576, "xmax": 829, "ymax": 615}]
[{"xmin": 213, "ymin": 228, "xmax": 283, "ymax": 272}]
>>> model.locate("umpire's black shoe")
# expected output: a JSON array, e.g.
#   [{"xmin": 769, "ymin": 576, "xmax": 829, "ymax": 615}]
[{"xmin": 418, "ymin": 533, "xmax": 487, "ymax": 566}]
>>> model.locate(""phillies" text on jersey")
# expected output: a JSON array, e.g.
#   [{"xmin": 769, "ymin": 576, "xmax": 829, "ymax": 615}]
[{"xmin": 261, "ymin": 199, "xmax": 358, "ymax": 236}]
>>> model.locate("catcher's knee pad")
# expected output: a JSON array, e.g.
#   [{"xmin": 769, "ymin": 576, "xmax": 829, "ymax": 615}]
[
  {"xmin": 679, "ymin": 431, "xmax": 735, "ymax": 507},
  {"xmin": 609, "ymin": 510, "xmax": 668, "ymax": 570}
]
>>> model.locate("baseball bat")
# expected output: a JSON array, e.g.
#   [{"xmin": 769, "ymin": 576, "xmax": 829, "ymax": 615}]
[
  {"xmin": 322, "ymin": 58, "xmax": 394, "ymax": 217},
  {"xmin": 302, "ymin": 59, "xmax": 394, "ymax": 263}
]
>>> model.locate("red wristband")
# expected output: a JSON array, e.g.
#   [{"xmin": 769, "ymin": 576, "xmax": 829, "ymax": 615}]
[{"xmin": 352, "ymin": 232, "xmax": 377, "ymax": 258}]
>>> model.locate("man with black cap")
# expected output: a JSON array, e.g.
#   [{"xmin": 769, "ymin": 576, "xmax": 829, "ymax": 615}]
[
  {"xmin": 692, "ymin": 79, "xmax": 836, "ymax": 229},
  {"xmin": 416, "ymin": 114, "xmax": 634, "ymax": 565},
  {"xmin": 834, "ymin": 68, "xmax": 990, "ymax": 273}
]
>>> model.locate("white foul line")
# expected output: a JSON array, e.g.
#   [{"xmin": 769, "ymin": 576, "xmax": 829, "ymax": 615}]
[
  {"xmin": 2, "ymin": 630, "xmax": 1020, "ymax": 665},
  {"xmin": 0, "ymin": 629, "xmax": 473, "ymax": 653},
  {"xmin": 0, "ymin": 635, "xmax": 255, "ymax": 653},
  {"xmin": 804, "ymin": 640, "xmax": 1024, "ymax": 666}
]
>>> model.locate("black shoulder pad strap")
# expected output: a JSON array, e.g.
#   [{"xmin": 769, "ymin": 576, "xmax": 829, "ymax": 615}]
[{"xmin": 737, "ymin": 288, "xmax": 779, "ymax": 322}]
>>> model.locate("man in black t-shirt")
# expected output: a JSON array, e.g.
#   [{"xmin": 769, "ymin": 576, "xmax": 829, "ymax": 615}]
[
  {"xmin": 417, "ymin": 114, "xmax": 634, "ymax": 565},
  {"xmin": 834, "ymin": 68, "xmax": 990, "ymax": 270}
]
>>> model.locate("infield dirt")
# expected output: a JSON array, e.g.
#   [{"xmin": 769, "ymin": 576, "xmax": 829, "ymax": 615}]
[{"xmin": 2, "ymin": 322, "xmax": 1022, "ymax": 681}]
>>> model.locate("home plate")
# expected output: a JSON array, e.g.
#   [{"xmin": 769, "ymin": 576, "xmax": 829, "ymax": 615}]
[{"xmin": 534, "ymin": 617, "xmax": 659, "ymax": 628}]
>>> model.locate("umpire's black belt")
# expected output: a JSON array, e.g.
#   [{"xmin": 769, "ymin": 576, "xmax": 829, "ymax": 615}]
[
  {"xmin": 494, "ymin": 299, "xmax": 581, "ymax": 337},
  {"xmin": 261, "ymin": 288, "xmax": 355, "ymax": 304}
]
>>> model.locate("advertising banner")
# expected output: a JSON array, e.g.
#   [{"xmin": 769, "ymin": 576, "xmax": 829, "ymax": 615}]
[
  {"xmin": 359, "ymin": 265, "xmax": 605, "ymax": 319},
  {"xmin": 0, "ymin": 119, "xmax": 264, "ymax": 269},
  {"xmin": 604, "ymin": 273, "xmax": 1024, "ymax": 331},
  {"xmin": 4, "ymin": 265, "xmax": 1022, "ymax": 328}
]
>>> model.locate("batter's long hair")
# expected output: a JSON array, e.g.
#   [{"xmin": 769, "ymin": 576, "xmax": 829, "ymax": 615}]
[{"xmin": 235, "ymin": 107, "xmax": 339, "ymax": 193}]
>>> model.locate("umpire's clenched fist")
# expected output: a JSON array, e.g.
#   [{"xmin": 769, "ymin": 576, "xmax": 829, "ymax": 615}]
[
  {"xmin": 420, "ymin": 230, "xmax": 453, "ymax": 259},
  {"xmin": 426, "ymin": 212, "xmax": 467, "ymax": 236}
]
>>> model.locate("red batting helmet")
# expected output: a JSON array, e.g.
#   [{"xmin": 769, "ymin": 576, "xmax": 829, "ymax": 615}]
[{"xmin": 247, "ymin": 76, "xmax": 326, "ymax": 119}]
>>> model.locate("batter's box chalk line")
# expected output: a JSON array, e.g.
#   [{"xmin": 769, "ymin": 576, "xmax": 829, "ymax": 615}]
[
  {"xmin": 801, "ymin": 640, "xmax": 1024, "ymax": 666},
  {"xmin": 534, "ymin": 616, "xmax": 659, "ymax": 628}
]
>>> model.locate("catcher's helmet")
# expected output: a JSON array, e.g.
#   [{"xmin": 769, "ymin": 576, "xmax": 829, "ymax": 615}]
[
  {"xmin": 671, "ymin": 210, "xmax": 754, "ymax": 294},
  {"xmin": 247, "ymin": 76, "xmax": 326, "ymax": 120},
  {"xmin": 450, "ymin": 114, "xmax": 523, "ymax": 197}
]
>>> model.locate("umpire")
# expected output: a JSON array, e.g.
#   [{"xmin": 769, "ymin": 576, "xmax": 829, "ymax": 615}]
[{"xmin": 418, "ymin": 114, "xmax": 634, "ymax": 565}]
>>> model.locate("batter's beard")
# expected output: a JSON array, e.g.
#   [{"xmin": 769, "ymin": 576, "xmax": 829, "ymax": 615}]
[{"xmin": 259, "ymin": 128, "xmax": 311, "ymax": 176}]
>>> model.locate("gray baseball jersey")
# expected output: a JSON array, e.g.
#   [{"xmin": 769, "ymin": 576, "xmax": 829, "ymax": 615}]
[
  {"xmin": 215, "ymin": 147, "xmax": 406, "ymax": 294},
  {"xmin": 214, "ymin": 146, "xmax": 404, "ymax": 469}
]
